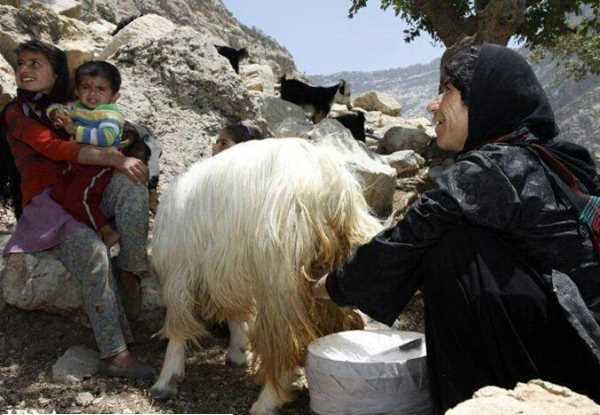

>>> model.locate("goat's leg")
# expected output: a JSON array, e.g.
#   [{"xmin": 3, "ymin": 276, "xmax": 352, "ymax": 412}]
[
  {"xmin": 150, "ymin": 338, "xmax": 186, "ymax": 400},
  {"xmin": 249, "ymin": 370, "xmax": 296, "ymax": 415},
  {"xmin": 225, "ymin": 320, "xmax": 250, "ymax": 367}
]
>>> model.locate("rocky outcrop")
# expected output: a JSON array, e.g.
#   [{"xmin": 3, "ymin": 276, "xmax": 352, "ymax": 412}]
[
  {"xmin": 107, "ymin": 24, "xmax": 259, "ymax": 182},
  {"xmin": 89, "ymin": 0, "xmax": 297, "ymax": 78},
  {"xmin": 446, "ymin": 380, "xmax": 600, "ymax": 415}
]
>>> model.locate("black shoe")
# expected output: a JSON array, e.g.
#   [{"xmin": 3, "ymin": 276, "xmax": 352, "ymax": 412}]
[{"xmin": 98, "ymin": 360, "xmax": 156, "ymax": 380}]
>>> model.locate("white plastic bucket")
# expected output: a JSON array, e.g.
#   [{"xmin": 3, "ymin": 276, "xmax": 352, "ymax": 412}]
[{"xmin": 305, "ymin": 329, "xmax": 432, "ymax": 415}]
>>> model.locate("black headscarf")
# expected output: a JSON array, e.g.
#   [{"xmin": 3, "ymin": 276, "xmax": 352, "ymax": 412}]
[
  {"xmin": 463, "ymin": 44, "xmax": 600, "ymax": 195},
  {"xmin": 465, "ymin": 43, "xmax": 559, "ymax": 151}
]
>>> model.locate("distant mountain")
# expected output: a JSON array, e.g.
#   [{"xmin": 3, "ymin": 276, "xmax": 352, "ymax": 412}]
[{"xmin": 309, "ymin": 52, "xmax": 600, "ymax": 155}]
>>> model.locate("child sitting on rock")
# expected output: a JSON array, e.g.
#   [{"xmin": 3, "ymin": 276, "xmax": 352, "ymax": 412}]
[{"xmin": 48, "ymin": 61, "xmax": 124, "ymax": 247}]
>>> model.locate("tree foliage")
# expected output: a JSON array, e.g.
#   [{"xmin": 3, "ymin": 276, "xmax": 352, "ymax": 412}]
[
  {"xmin": 350, "ymin": 1, "xmax": 595, "ymax": 47},
  {"xmin": 530, "ymin": 4, "xmax": 600, "ymax": 79},
  {"xmin": 348, "ymin": 0, "xmax": 600, "ymax": 77}
]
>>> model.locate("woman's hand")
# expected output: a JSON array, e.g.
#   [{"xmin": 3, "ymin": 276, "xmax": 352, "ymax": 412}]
[
  {"xmin": 312, "ymin": 274, "xmax": 331, "ymax": 300},
  {"xmin": 112, "ymin": 150, "xmax": 149, "ymax": 184},
  {"xmin": 77, "ymin": 146, "xmax": 148, "ymax": 184}
]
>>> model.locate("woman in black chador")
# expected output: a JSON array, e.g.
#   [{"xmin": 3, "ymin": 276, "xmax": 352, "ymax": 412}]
[{"xmin": 314, "ymin": 44, "xmax": 600, "ymax": 413}]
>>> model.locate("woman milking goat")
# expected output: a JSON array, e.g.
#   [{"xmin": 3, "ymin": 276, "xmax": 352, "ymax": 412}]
[{"xmin": 313, "ymin": 43, "xmax": 600, "ymax": 413}]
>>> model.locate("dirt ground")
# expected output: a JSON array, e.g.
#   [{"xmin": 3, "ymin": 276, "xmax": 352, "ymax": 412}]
[{"xmin": 0, "ymin": 293, "xmax": 424, "ymax": 415}]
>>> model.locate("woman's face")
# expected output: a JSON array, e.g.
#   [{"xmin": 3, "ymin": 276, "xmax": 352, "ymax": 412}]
[
  {"xmin": 15, "ymin": 50, "xmax": 57, "ymax": 94},
  {"xmin": 430, "ymin": 83, "xmax": 469, "ymax": 152},
  {"xmin": 212, "ymin": 132, "xmax": 235, "ymax": 156}
]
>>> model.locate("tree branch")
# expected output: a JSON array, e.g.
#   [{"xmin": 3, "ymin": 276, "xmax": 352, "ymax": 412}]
[{"xmin": 410, "ymin": 0, "xmax": 472, "ymax": 46}]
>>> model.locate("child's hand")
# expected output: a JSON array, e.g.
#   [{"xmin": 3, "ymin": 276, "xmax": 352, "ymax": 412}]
[{"xmin": 54, "ymin": 113, "xmax": 76, "ymax": 135}]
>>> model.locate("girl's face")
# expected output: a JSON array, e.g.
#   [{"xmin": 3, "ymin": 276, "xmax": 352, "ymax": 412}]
[
  {"xmin": 15, "ymin": 50, "xmax": 57, "ymax": 94},
  {"xmin": 212, "ymin": 132, "xmax": 236, "ymax": 156}
]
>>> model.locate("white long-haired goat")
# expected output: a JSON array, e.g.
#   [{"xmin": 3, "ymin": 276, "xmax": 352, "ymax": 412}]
[{"xmin": 149, "ymin": 138, "xmax": 383, "ymax": 414}]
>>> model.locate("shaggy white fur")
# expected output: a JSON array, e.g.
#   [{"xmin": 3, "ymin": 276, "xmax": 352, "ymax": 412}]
[{"xmin": 150, "ymin": 138, "xmax": 382, "ymax": 414}]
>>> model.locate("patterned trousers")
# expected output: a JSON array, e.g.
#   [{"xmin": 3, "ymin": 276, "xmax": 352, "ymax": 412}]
[{"xmin": 50, "ymin": 173, "xmax": 149, "ymax": 358}]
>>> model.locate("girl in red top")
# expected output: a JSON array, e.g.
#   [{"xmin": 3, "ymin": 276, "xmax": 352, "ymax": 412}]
[{"xmin": 1, "ymin": 40, "xmax": 153, "ymax": 379}]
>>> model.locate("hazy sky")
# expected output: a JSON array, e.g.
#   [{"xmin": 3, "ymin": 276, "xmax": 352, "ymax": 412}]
[{"xmin": 221, "ymin": 0, "xmax": 444, "ymax": 76}]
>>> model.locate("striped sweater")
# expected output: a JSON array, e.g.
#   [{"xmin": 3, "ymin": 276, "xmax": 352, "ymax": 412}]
[{"xmin": 47, "ymin": 101, "xmax": 124, "ymax": 147}]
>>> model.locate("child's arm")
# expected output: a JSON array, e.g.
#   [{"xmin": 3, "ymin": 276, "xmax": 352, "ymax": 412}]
[{"xmin": 72, "ymin": 106, "xmax": 125, "ymax": 147}]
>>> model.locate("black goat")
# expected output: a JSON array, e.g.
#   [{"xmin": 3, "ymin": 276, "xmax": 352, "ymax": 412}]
[
  {"xmin": 111, "ymin": 14, "xmax": 142, "ymax": 36},
  {"xmin": 333, "ymin": 111, "xmax": 366, "ymax": 142},
  {"xmin": 279, "ymin": 76, "xmax": 351, "ymax": 123},
  {"xmin": 214, "ymin": 46, "xmax": 249, "ymax": 74}
]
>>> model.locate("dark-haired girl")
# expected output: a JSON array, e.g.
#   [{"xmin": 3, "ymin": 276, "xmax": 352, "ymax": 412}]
[{"xmin": 1, "ymin": 40, "xmax": 153, "ymax": 378}]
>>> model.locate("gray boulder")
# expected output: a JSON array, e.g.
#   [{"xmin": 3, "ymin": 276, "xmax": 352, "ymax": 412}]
[
  {"xmin": 52, "ymin": 346, "xmax": 100, "ymax": 384},
  {"xmin": 3, "ymin": 251, "xmax": 82, "ymax": 314},
  {"xmin": 2, "ymin": 248, "xmax": 163, "ymax": 321},
  {"xmin": 381, "ymin": 150, "xmax": 425, "ymax": 175},
  {"xmin": 353, "ymin": 91, "xmax": 402, "ymax": 116},
  {"xmin": 310, "ymin": 119, "xmax": 397, "ymax": 218},
  {"xmin": 378, "ymin": 123, "xmax": 435, "ymax": 156},
  {"xmin": 259, "ymin": 96, "xmax": 313, "ymax": 138},
  {"xmin": 99, "ymin": 13, "xmax": 176, "ymax": 59}
]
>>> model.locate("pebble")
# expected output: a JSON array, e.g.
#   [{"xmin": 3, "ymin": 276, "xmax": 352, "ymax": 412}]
[
  {"xmin": 76, "ymin": 392, "xmax": 94, "ymax": 406},
  {"xmin": 38, "ymin": 397, "xmax": 51, "ymax": 405}
]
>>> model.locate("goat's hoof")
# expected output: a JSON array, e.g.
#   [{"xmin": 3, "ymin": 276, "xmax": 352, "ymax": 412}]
[
  {"xmin": 249, "ymin": 401, "xmax": 279, "ymax": 415},
  {"xmin": 225, "ymin": 348, "xmax": 248, "ymax": 368},
  {"xmin": 150, "ymin": 383, "xmax": 178, "ymax": 401}
]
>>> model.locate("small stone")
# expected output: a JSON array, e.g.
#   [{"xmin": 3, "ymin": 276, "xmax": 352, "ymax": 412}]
[
  {"xmin": 52, "ymin": 346, "xmax": 99, "ymax": 384},
  {"xmin": 38, "ymin": 397, "xmax": 51, "ymax": 405},
  {"xmin": 75, "ymin": 392, "xmax": 94, "ymax": 406}
]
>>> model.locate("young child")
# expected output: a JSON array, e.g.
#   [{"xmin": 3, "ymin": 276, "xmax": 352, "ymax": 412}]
[
  {"xmin": 212, "ymin": 122, "xmax": 264, "ymax": 156},
  {"xmin": 48, "ymin": 61, "xmax": 124, "ymax": 247}
]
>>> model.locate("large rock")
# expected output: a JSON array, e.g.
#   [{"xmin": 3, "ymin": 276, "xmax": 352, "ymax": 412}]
[
  {"xmin": 259, "ymin": 96, "xmax": 313, "ymax": 138},
  {"xmin": 0, "ymin": 3, "xmax": 110, "ymax": 83},
  {"xmin": 99, "ymin": 14, "xmax": 176, "ymax": 60},
  {"xmin": 310, "ymin": 119, "xmax": 397, "ymax": 217},
  {"xmin": 2, "ymin": 248, "xmax": 163, "ymax": 321},
  {"xmin": 3, "ymin": 251, "xmax": 81, "ymax": 313},
  {"xmin": 239, "ymin": 63, "xmax": 275, "ymax": 95},
  {"xmin": 378, "ymin": 121, "xmax": 436, "ymax": 156},
  {"xmin": 21, "ymin": 0, "xmax": 82, "ymax": 19},
  {"xmin": 353, "ymin": 91, "xmax": 402, "ymax": 116},
  {"xmin": 381, "ymin": 150, "xmax": 425, "ymax": 175},
  {"xmin": 446, "ymin": 380, "xmax": 600, "ymax": 415}
]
